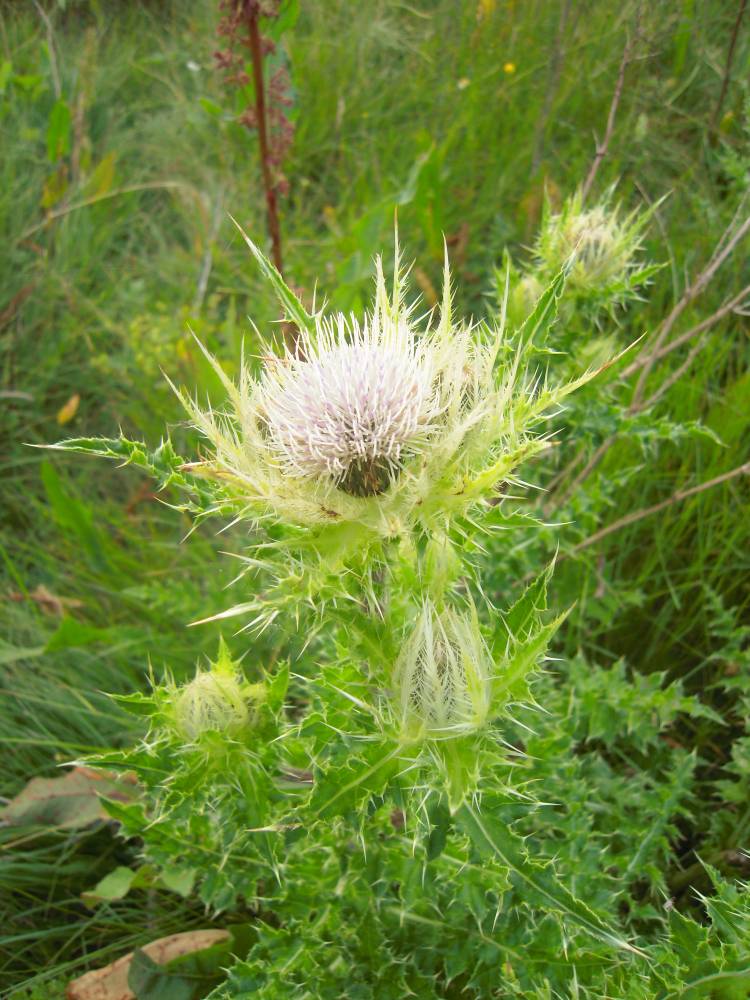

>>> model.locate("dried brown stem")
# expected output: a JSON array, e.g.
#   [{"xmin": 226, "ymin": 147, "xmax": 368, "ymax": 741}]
[
  {"xmin": 639, "ymin": 332, "xmax": 711, "ymax": 409},
  {"xmin": 247, "ymin": 6, "xmax": 283, "ymax": 276},
  {"xmin": 551, "ymin": 438, "xmax": 613, "ymax": 511},
  {"xmin": 631, "ymin": 207, "xmax": 750, "ymax": 408},
  {"xmin": 569, "ymin": 462, "xmax": 750, "ymax": 555},
  {"xmin": 581, "ymin": 24, "xmax": 635, "ymax": 202},
  {"xmin": 619, "ymin": 283, "xmax": 750, "ymax": 379},
  {"xmin": 710, "ymin": 0, "xmax": 748, "ymax": 132},
  {"xmin": 244, "ymin": 3, "xmax": 298, "ymax": 353},
  {"xmin": 17, "ymin": 181, "xmax": 198, "ymax": 244}
]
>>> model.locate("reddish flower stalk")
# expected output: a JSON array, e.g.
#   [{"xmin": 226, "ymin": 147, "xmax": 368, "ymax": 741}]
[
  {"xmin": 216, "ymin": 1, "xmax": 298, "ymax": 350},
  {"xmin": 246, "ymin": 4, "xmax": 283, "ymax": 275}
]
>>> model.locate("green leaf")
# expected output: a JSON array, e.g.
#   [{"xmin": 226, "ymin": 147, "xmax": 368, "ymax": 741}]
[
  {"xmin": 309, "ymin": 742, "xmax": 406, "ymax": 820},
  {"xmin": 516, "ymin": 264, "xmax": 567, "ymax": 348},
  {"xmin": 231, "ymin": 218, "xmax": 315, "ymax": 338},
  {"xmin": 502, "ymin": 561, "xmax": 554, "ymax": 640},
  {"xmin": 81, "ymin": 865, "xmax": 144, "ymax": 907},
  {"xmin": 160, "ymin": 865, "xmax": 198, "ymax": 898},
  {"xmin": 457, "ymin": 802, "xmax": 643, "ymax": 957},
  {"xmin": 45, "ymin": 616, "xmax": 117, "ymax": 652},
  {"xmin": 266, "ymin": 0, "xmax": 300, "ymax": 37},
  {"xmin": 491, "ymin": 610, "xmax": 568, "ymax": 709},
  {"xmin": 426, "ymin": 798, "xmax": 452, "ymax": 861},
  {"xmin": 46, "ymin": 98, "xmax": 71, "ymax": 161},
  {"xmin": 0, "ymin": 642, "xmax": 45, "ymax": 665},
  {"xmin": 0, "ymin": 60, "xmax": 12, "ymax": 94},
  {"xmin": 42, "ymin": 436, "xmax": 230, "ymax": 515}
]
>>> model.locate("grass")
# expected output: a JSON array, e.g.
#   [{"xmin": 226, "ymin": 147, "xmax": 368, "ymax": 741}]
[{"xmin": 1, "ymin": 0, "xmax": 748, "ymax": 993}]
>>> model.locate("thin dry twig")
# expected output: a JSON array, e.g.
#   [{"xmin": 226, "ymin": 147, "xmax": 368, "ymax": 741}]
[
  {"xmin": 640, "ymin": 333, "xmax": 712, "ymax": 409},
  {"xmin": 581, "ymin": 27, "xmax": 635, "ymax": 201},
  {"xmin": 569, "ymin": 461, "xmax": 750, "ymax": 555},
  {"xmin": 193, "ymin": 190, "xmax": 226, "ymax": 313},
  {"xmin": 550, "ymin": 438, "xmax": 613, "ymax": 511},
  {"xmin": 710, "ymin": 0, "xmax": 748, "ymax": 132},
  {"xmin": 33, "ymin": 0, "xmax": 61, "ymax": 99},
  {"xmin": 619, "ymin": 283, "xmax": 750, "ymax": 379},
  {"xmin": 631, "ymin": 206, "xmax": 750, "ymax": 407},
  {"xmin": 17, "ymin": 181, "xmax": 200, "ymax": 244}
]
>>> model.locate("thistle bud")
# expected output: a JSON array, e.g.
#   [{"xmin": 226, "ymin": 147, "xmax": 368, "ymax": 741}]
[
  {"xmin": 394, "ymin": 602, "xmax": 492, "ymax": 740},
  {"xmin": 535, "ymin": 192, "xmax": 646, "ymax": 300},
  {"xmin": 171, "ymin": 642, "xmax": 264, "ymax": 742}
]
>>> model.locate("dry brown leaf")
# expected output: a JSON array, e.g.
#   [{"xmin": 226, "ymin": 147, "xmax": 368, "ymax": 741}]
[
  {"xmin": 5, "ymin": 585, "xmax": 84, "ymax": 617},
  {"xmin": 57, "ymin": 392, "xmax": 81, "ymax": 425},
  {"xmin": 0, "ymin": 767, "xmax": 138, "ymax": 829},
  {"xmin": 0, "ymin": 284, "xmax": 34, "ymax": 330},
  {"xmin": 66, "ymin": 930, "xmax": 231, "ymax": 1000}
]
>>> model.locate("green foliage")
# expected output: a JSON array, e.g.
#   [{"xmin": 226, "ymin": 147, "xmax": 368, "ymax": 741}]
[{"xmin": 2, "ymin": 0, "xmax": 749, "ymax": 996}]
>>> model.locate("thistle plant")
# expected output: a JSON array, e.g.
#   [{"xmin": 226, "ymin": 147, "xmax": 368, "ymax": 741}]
[
  {"xmin": 147, "ymin": 225, "xmax": 607, "ymax": 640},
  {"xmin": 53, "ymin": 228, "xmax": 663, "ymax": 992}
]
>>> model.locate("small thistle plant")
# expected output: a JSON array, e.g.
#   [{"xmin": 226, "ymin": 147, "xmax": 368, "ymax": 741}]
[{"xmin": 53, "ymin": 222, "xmax": 649, "ymax": 977}]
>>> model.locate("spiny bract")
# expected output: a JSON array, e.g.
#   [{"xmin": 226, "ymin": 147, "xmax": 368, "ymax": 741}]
[{"xmin": 170, "ymin": 641, "xmax": 264, "ymax": 742}]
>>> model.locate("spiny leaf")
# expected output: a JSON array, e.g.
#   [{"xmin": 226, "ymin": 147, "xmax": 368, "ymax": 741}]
[
  {"xmin": 516, "ymin": 264, "xmax": 568, "ymax": 348},
  {"xmin": 308, "ymin": 742, "xmax": 407, "ymax": 820},
  {"xmin": 457, "ymin": 802, "xmax": 644, "ymax": 957},
  {"xmin": 491, "ymin": 610, "xmax": 568, "ymax": 709},
  {"xmin": 231, "ymin": 217, "xmax": 316, "ymax": 338},
  {"xmin": 42, "ymin": 435, "xmax": 232, "ymax": 514}
]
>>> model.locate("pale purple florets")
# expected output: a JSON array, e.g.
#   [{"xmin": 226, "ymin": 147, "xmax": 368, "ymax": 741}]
[{"xmin": 259, "ymin": 316, "xmax": 437, "ymax": 496}]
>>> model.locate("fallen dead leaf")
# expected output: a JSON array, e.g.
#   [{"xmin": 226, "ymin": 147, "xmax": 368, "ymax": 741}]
[
  {"xmin": 57, "ymin": 392, "xmax": 81, "ymax": 425},
  {"xmin": 5, "ymin": 584, "xmax": 84, "ymax": 617},
  {"xmin": 66, "ymin": 929, "xmax": 230, "ymax": 1000},
  {"xmin": 0, "ymin": 767, "xmax": 138, "ymax": 829},
  {"xmin": 0, "ymin": 284, "xmax": 34, "ymax": 330}
]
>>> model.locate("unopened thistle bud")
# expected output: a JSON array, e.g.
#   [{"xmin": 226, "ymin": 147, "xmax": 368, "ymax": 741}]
[
  {"xmin": 534, "ymin": 191, "xmax": 648, "ymax": 301},
  {"xmin": 394, "ymin": 602, "xmax": 492, "ymax": 740},
  {"xmin": 172, "ymin": 643, "xmax": 264, "ymax": 742}
]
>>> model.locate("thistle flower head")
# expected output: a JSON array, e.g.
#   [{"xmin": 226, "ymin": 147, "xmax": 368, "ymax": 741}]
[
  {"xmin": 259, "ymin": 313, "xmax": 439, "ymax": 496},
  {"xmin": 394, "ymin": 602, "xmax": 492, "ymax": 741}
]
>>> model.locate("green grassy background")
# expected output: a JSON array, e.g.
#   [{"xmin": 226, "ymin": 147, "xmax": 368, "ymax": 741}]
[{"xmin": 1, "ymin": 0, "xmax": 748, "ymax": 992}]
